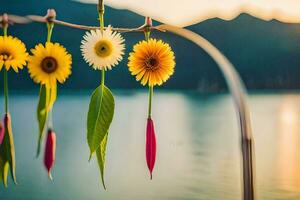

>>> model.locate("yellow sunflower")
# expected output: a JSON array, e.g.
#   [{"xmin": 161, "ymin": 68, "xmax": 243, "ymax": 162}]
[
  {"xmin": 28, "ymin": 42, "xmax": 72, "ymax": 88},
  {"xmin": 0, "ymin": 36, "xmax": 28, "ymax": 72},
  {"xmin": 128, "ymin": 38, "xmax": 175, "ymax": 86}
]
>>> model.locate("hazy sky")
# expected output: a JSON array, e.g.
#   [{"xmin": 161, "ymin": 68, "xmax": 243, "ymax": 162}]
[{"xmin": 76, "ymin": 0, "xmax": 300, "ymax": 27}]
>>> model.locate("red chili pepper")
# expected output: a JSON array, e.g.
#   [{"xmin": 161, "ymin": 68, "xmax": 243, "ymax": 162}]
[
  {"xmin": 44, "ymin": 129, "xmax": 56, "ymax": 180},
  {"xmin": 146, "ymin": 117, "xmax": 156, "ymax": 179}
]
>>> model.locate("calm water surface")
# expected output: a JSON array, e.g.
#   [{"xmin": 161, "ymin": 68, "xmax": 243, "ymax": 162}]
[{"xmin": 0, "ymin": 91, "xmax": 300, "ymax": 200}]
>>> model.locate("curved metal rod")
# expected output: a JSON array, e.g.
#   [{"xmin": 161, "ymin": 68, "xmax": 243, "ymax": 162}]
[
  {"xmin": 0, "ymin": 12, "xmax": 165, "ymax": 33},
  {"xmin": 157, "ymin": 24, "xmax": 256, "ymax": 200},
  {"xmin": 26, "ymin": 14, "xmax": 147, "ymax": 32}
]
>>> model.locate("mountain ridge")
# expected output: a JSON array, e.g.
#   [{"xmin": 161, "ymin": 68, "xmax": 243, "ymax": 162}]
[{"xmin": 1, "ymin": 0, "xmax": 300, "ymax": 91}]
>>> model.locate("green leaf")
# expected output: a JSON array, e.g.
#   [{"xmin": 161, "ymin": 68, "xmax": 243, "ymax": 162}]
[
  {"xmin": 0, "ymin": 155, "xmax": 4, "ymax": 183},
  {"xmin": 87, "ymin": 85, "xmax": 114, "ymax": 158},
  {"xmin": 7, "ymin": 118, "xmax": 16, "ymax": 184},
  {"xmin": 96, "ymin": 133, "xmax": 108, "ymax": 189},
  {"xmin": 3, "ymin": 162, "xmax": 9, "ymax": 187},
  {"xmin": 47, "ymin": 82, "xmax": 57, "ymax": 112},
  {"xmin": 36, "ymin": 85, "xmax": 48, "ymax": 157},
  {"xmin": 0, "ymin": 113, "xmax": 17, "ymax": 187}
]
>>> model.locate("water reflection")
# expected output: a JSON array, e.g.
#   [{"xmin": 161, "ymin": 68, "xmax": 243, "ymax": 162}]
[
  {"xmin": 105, "ymin": 92, "xmax": 196, "ymax": 199},
  {"xmin": 277, "ymin": 96, "xmax": 300, "ymax": 192},
  {"xmin": 1, "ymin": 92, "xmax": 300, "ymax": 199}
]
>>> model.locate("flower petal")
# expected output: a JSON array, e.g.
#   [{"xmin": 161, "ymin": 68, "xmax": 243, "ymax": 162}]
[{"xmin": 146, "ymin": 117, "xmax": 156, "ymax": 179}]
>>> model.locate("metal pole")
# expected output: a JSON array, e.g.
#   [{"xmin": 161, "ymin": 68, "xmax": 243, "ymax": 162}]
[{"xmin": 157, "ymin": 24, "xmax": 256, "ymax": 200}]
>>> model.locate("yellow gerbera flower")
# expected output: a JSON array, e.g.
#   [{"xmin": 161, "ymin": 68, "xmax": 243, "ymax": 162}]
[
  {"xmin": 0, "ymin": 36, "xmax": 28, "ymax": 72},
  {"xmin": 28, "ymin": 42, "xmax": 72, "ymax": 88},
  {"xmin": 128, "ymin": 39, "xmax": 175, "ymax": 86}
]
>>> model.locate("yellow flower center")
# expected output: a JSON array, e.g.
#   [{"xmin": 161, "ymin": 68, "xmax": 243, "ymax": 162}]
[
  {"xmin": 0, "ymin": 51, "xmax": 12, "ymax": 61},
  {"xmin": 94, "ymin": 40, "xmax": 113, "ymax": 58},
  {"xmin": 41, "ymin": 57, "xmax": 58, "ymax": 74},
  {"xmin": 145, "ymin": 57, "xmax": 159, "ymax": 71}
]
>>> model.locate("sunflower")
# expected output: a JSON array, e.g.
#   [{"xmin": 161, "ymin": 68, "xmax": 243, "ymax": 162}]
[
  {"xmin": 81, "ymin": 26, "xmax": 125, "ymax": 70},
  {"xmin": 0, "ymin": 36, "xmax": 28, "ymax": 72},
  {"xmin": 128, "ymin": 39, "xmax": 175, "ymax": 86},
  {"xmin": 28, "ymin": 42, "xmax": 72, "ymax": 88}
]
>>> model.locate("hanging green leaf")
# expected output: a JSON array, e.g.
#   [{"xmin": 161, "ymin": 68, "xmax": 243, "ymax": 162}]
[
  {"xmin": 2, "ymin": 162, "xmax": 9, "ymax": 187},
  {"xmin": 87, "ymin": 85, "xmax": 114, "ymax": 158},
  {"xmin": 47, "ymin": 82, "xmax": 57, "ymax": 112},
  {"xmin": 96, "ymin": 133, "xmax": 108, "ymax": 189},
  {"xmin": 0, "ymin": 155, "xmax": 5, "ymax": 183},
  {"xmin": 36, "ymin": 85, "xmax": 48, "ymax": 157},
  {"xmin": 0, "ymin": 113, "xmax": 17, "ymax": 187}
]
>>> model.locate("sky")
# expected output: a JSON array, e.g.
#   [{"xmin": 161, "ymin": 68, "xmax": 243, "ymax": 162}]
[
  {"xmin": 1, "ymin": 0, "xmax": 300, "ymax": 90},
  {"xmin": 76, "ymin": 0, "xmax": 300, "ymax": 27}
]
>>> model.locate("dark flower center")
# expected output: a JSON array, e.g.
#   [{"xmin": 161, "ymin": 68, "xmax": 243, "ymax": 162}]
[
  {"xmin": 0, "ymin": 52, "xmax": 11, "ymax": 61},
  {"xmin": 94, "ymin": 40, "xmax": 112, "ymax": 57},
  {"xmin": 145, "ymin": 57, "xmax": 159, "ymax": 70},
  {"xmin": 41, "ymin": 57, "xmax": 58, "ymax": 73}
]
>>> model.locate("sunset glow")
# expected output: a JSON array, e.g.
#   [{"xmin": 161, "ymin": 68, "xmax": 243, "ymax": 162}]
[{"xmin": 77, "ymin": 0, "xmax": 300, "ymax": 27}]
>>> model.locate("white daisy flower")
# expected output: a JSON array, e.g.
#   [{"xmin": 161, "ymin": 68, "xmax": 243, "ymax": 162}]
[{"xmin": 81, "ymin": 26, "xmax": 125, "ymax": 70}]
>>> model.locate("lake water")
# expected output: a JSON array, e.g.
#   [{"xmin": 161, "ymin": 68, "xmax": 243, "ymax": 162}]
[{"xmin": 0, "ymin": 90, "xmax": 300, "ymax": 200}]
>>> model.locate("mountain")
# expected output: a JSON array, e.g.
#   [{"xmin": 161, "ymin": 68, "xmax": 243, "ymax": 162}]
[{"xmin": 1, "ymin": 0, "xmax": 300, "ymax": 91}]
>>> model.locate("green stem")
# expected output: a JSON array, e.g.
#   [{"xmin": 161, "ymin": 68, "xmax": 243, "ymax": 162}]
[
  {"xmin": 4, "ymin": 70, "xmax": 8, "ymax": 113},
  {"xmin": 148, "ymin": 86, "xmax": 153, "ymax": 118},
  {"xmin": 46, "ymin": 23, "xmax": 54, "ymax": 43},
  {"xmin": 98, "ymin": 0, "xmax": 105, "ymax": 86},
  {"xmin": 98, "ymin": 0, "xmax": 105, "ymax": 31},
  {"xmin": 99, "ymin": 13, "xmax": 104, "ymax": 31},
  {"xmin": 101, "ymin": 69, "xmax": 105, "ymax": 88},
  {"xmin": 3, "ymin": 26, "xmax": 8, "ymax": 113},
  {"xmin": 3, "ymin": 26, "xmax": 7, "ymax": 37},
  {"xmin": 144, "ymin": 27, "xmax": 152, "ymax": 118},
  {"xmin": 46, "ymin": 22, "xmax": 54, "ymax": 127},
  {"xmin": 144, "ymin": 30, "xmax": 151, "ymax": 41}
]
